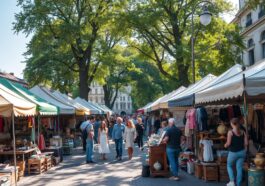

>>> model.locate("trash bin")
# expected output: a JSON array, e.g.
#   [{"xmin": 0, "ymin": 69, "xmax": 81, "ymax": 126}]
[{"xmin": 142, "ymin": 164, "xmax": 150, "ymax": 177}]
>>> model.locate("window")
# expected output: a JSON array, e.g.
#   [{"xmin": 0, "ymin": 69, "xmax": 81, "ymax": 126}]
[
  {"xmin": 123, "ymin": 96, "xmax": 125, "ymax": 101},
  {"xmin": 101, "ymin": 97, "xmax": 104, "ymax": 104},
  {"xmin": 120, "ymin": 103, "xmax": 123, "ymax": 110},
  {"xmin": 95, "ymin": 88, "xmax": 98, "ymax": 95},
  {"xmin": 259, "ymin": 5, "xmax": 265, "ymax": 18},
  {"xmin": 128, "ymin": 103, "xmax": 130, "ymax": 109},
  {"xmin": 248, "ymin": 39, "xmax": 255, "ymax": 66},
  {"xmin": 116, "ymin": 103, "xmax": 118, "ymax": 110},
  {"xmin": 95, "ymin": 97, "xmax": 98, "ymax": 103},
  {"xmin": 261, "ymin": 31, "xmax": 265, "ymax": 59},
  {"xmin": 120, "ymin": 97, "xmax": 122, "ymax": 101},
  {"xmin": 246, "ymin": 13, "xmax": 252, "ymax": 27}
]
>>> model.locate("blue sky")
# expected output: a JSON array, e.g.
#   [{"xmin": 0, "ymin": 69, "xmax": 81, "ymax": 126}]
[{"xmin": 0, "ymin": 0, "xmax": 239, "ymax": 79}]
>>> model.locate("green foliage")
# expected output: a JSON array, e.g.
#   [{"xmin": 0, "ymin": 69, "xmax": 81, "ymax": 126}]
[
  {"xmin": 14, "ymin": 0, "xmax": 127, "ymax": 100},
  {"xmin": 124, "ymin": 0, "xmax": 244, "ymax": 86}
]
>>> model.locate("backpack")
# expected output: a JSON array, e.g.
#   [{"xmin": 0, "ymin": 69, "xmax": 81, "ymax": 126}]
[{"xmin": 82, "ymin": 124, "xmax": 89, "ymax": 139}]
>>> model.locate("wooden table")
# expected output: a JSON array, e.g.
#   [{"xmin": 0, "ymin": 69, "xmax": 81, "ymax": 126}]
[{"xmin": 0, "ymin": 148, "xmax": 36, "ymax": 161}]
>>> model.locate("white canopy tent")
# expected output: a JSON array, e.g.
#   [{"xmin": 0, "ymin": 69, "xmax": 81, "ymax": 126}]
[
  {"xmin": 74, "ymin": 97, "xmax": 102, "ymax": 114},
  {"xmin": 30, "ymin": 86, "xmax": 75, "ymax": 115},
  {"xmin": 168, "ymin": 74, "xmax": 217, "ymax": 107},
  {"xmin": 195, "ymin": 60, "xmax": 265, "ymax": 104},
  {"xmin": 151, "ymin": 86, "xmax": 186, "ymax": 111},
  {"xmin": 52, "ymin": 90, "xmax": 90, "ymax": 115}
]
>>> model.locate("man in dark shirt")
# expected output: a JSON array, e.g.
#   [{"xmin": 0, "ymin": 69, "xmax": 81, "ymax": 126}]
[
  {"xmin": 163, "ymin": 118, "xmax": 182, "ymax": 181},
  {"xmin": 154, "ymin": 116, "xmax": 161, "ymax": 134}
]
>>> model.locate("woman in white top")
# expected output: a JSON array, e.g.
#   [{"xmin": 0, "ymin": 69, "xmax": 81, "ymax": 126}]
[
  {"xmin": 98, "ymin": 121, "xmax": 110, "ymax": 160},
  {"xmin": 124, "ymin": 120, "xmax": 136, "ymax": 160}
]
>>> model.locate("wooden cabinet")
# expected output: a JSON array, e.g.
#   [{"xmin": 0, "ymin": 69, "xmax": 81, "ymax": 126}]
[{"xmin": 149, "ymin": 144, "xmax": 169, "ymax": 177}]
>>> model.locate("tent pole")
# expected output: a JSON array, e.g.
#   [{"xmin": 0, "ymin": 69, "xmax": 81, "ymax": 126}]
[
  {"xmin": 12, "ymin": 112, "xmax": 17, "ymax": 186},
  {"xmin": 58, "ymin": 115, "xmax": 60, "ymax": 135},
  {"xmin": 243, "ymin": 74, "xmax": 250, "ymax": 166},
  {"xmin": 37, "ymin": 115, "xmax": 40, "ymax": 146}
]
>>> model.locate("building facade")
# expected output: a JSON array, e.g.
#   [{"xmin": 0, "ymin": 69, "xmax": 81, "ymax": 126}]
[
  {"xmin": 232, "ymin": 1, "xmax": 265, "ymax": 66},
  {"xmin": 88, "ymin": 82, "xmax": 133, "ymax": 114}
]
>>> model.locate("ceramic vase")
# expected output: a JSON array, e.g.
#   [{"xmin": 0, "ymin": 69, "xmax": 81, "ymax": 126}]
[{"xmin": 254, "ymin": 153, "xmax": 265, "ymax": 169}]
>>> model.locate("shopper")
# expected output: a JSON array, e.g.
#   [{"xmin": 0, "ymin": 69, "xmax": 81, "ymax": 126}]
[
  {"xmin": 80, "ymin": 118, "xmax": 90, "ymax": 152},
  {"xmin": 158, "ymin": 120, "xmax": 169, "ymax": 136},
  {"xmin": 98, "ymin": 120, "xmax": 110, "ymax": 160},
  {"xmin": 93, "ymin": 116, "xmax": 100, "ymax": 144},
  {"xmin": 124, "ymin": 120, "xmax": 137, "ymax": 160},
  {"xmin": 224, "ymin": 118, "xmax": 248, "ymax": 186},
  {"xmin": 86, "ymin": 117, "xmax": 95, "ymax": 164},
  {"xmin": 163, "ymin": 118, "xmax": 182, "ymax": 181},
  {"xmin": 112, "ymin": 117, "xmax": 125, "ymax": 161},
  {"xmin": 135, "ymin": 117, "xmax": 145, "ymax": 151},
  {"xmin": 154, "ymin": 116, "xmax": 161, "ymax": 134}
]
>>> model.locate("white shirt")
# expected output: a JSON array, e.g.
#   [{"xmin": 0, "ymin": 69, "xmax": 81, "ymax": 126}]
[{"xmin": 200, "ymin": 139, "xmax": 214, "ymax": 162}]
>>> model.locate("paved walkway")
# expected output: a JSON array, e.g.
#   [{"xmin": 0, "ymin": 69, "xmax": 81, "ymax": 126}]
[{"xmin": 19, "ymin": 142, "xmax": 225, "ymax": 186}]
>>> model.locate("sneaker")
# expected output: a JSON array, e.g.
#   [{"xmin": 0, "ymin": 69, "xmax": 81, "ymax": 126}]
[
  {"xmin": 89, "ymin": 161, "xmax": 96, "ymax": 164},
  {"xmin": 226, "ymin": 181, "xmax": 235, "ymax": 186},
  {"xmin": 169, "ymin": 176, "xmax": 180, "ymax": 181},
  {"xmin": 118, "ymin": 157, "xmax": 122, "ymax": 161}
]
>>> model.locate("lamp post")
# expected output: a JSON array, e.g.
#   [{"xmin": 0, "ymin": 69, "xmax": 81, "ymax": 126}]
[{"xmin": 191, "ymin": 1, "xmax": 213, "ymax": 83}]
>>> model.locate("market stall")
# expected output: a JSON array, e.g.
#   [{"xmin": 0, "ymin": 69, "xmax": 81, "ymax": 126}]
[
  {"xmin": 195, "ymin": 60, "xmax": 265, "ymax": 183},
  {"xmin": 0, "ymin": 83, "xmax": 36, "ymax": 185},
  {"xmin": 30, "ymin": 86, "xmax": 76, "ymax": 155}
]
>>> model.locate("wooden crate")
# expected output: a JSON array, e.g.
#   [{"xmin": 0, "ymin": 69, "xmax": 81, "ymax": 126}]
[
  {"xmin": 28, "ymin": 158, "xmax": 46, "ymax": 175},
  {"xmin": 194, "ymin": 162, "xmax": 203, "ymax": 179},
  {"xmin": 218, "ymin": 163, "xmax": 229, "ymax": 182},
  {"xmin": 52, "ymin": 156, "xmax": 60, "ymax": 166},
  {"xmin": 202, "ymin": 163, "xmax": 219, "ymax": 181},
  {"xmin": 45, "ymin": 157, "xmax": 52, "ymax": 171}
]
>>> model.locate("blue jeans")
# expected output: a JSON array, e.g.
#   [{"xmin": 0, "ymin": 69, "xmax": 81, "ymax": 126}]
[
  {"xmin": 227, "ymin": 149, "xmax": 246, "ymax": 186},
  {"xmin": 115, "ymin": 138, "xmax": 123, "ymax": 157},
  {"xmin": 166, "ymin": 147, "xmax": 181, "ymax": 177},
  {"xmin": 86, "ymin": 139, "xmax": 93, "ymax": 162}
]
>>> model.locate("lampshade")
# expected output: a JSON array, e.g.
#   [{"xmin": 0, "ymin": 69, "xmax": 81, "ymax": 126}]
[{"xmin": 200, "ymin": 7, "xmax": 212, "ymax": 26}]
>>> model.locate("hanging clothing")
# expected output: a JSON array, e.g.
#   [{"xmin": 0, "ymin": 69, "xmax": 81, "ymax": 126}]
[
  {"xmin": 233, "ymin": 105, "xmax": 242, "ymax": 118},
  {"xmin": 0, "ymin": 117, "xmax": 4, "ymax": 132},
  {"xmin": 200, "ymin": 139, "xmax": 214, "ymax": 162},
  {"xmin": 186, "ymin": 108, "xmax": 196, "ymax": 129},
  {"xmin": 196, "ymin": 107, "xmax": 208, "ymax": 131},
  {"xmin": 185, "ymin": 118, "xmax": 191, "ymax": 137},
  {"xmin": 219, "ymin": 108, "xmax": 229, "ymax": 122},
  {"xmin": 38, "ymin": 134, "xmax": 46, "ymax": 150},
  {"xmin": 227, "ymin": 106, "xmax": 234, "ymax": 121}
]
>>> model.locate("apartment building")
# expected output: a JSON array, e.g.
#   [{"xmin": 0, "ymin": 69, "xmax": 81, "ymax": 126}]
[
  {"xmin": 88, "ymin": 82, "xmax": 133, "ymax": 115},
  {"xmin": 232, "ymin": 0, "xmax": 265, "ymax": 66}
]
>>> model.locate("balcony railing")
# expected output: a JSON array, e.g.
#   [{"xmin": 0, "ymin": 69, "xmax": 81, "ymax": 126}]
[{"xmin": 246, "ymin": 19, "xmax": 252, "ymax": 27}]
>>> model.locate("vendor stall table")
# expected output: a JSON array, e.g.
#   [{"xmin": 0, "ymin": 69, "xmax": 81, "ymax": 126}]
[{"xmin": 0, "ymin": 148, "xmax": 36, "ymax": 162}]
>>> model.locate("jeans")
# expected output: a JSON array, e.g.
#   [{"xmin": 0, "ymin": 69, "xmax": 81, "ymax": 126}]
[
  {"xmin": 227, "ymin": 149, "xmax": 246, "ymax": 186},
  {"xmin": 166, "ymin": 147, "xmax": 181, "ymax": 177},
  {"xmin": 115, "ymin": 138, "xmax": 123, "ymax": 157},
  {"xmin": 137, "ymin": 135, "xmax": 143, "ymax": 148},
  {"xmin": 86, "ymin": 139, "xmax": 93, "ymax": 162}
]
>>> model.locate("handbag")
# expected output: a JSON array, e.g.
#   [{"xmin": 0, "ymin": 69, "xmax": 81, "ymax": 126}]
[{"xmin": 93, "ymin": 144, "xmax": 99, "ymax": 152}]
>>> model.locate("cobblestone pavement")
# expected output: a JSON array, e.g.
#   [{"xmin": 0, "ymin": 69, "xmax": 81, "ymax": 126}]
[{"xmin": 19, "ymin": 142, "xmax": 225, "ymax": 186}]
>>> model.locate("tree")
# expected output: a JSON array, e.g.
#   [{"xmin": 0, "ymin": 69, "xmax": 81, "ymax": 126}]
[
  {"xmin": 129, "ymin": 59, "xmax": 175, "ymax": 110},
  {"xmin": 14, "ymin": 0, "xmax": 125, "ymax": 100},
  {"xmin": 124, "ymin": 0, "xmax": 243, "ymax": 86}
]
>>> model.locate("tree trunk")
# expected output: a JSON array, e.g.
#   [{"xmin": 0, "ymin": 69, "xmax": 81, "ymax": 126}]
[
  {"xmin": 78, "ymin": 64, "xmax": 89, "ymax": 101},
  {"xmin": 177, "ymin": 62, "xmax": 190, "ymax": 86},
  {"xmin": 103, "ymin": 84, "xmax": 112, "ymax": 108}
]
